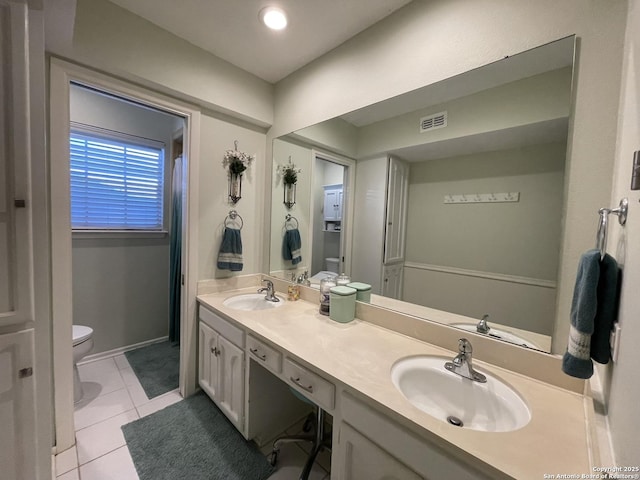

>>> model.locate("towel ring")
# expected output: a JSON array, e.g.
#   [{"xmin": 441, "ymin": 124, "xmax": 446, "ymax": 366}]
[
  {"xmin": 596, "ymin": 198, "xmax": 627, "ymax": 260},
  {"xmin": 285, "ymin": 214, "xmax": 298, "ymax": 230},
  {"xmin": 225, "ymin": 210, "xmax": 244, "ymax": 230}
]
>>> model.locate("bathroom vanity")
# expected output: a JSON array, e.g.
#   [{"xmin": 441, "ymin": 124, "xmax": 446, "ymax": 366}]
[{"xmin": 197, "ymin": 277, "xmax": 595, "ymax": 479}]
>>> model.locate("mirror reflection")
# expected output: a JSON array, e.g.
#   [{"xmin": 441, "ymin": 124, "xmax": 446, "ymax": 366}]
[{"xmin": 270, "ymin": 36, "xmax": 575, "ymax": 353}]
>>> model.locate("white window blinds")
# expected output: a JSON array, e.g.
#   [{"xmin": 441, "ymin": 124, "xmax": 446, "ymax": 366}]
[{"xmin": 70, "ymin": 129, "xmax": 165, "ymax": 230}]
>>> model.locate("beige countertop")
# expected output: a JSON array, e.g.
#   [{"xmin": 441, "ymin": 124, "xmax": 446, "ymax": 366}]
[{"xmin": 198, "ymin": 287, "xmax": 592, "ymax": 479}]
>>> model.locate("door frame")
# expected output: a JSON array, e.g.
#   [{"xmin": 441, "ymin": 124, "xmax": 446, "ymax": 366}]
[
  {"xmin": 310, "ymin": 149, "xmax": 356, "ymax": 275},
  {"xmin": 49, "ymin": 58, "xmax": 201, "ymax": 451}
]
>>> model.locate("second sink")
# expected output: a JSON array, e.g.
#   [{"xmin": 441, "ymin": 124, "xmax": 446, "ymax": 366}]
[
  {"xmin": 391, "ymin": 355, "xmax": 530, "ymax": 432},
  {"xmin": 223, "ymin": 293, "xmax": 285, "ymax": 311},
  {"xmin": 450, "ymin": 322, "xmax": 540, "ymax": 349}
]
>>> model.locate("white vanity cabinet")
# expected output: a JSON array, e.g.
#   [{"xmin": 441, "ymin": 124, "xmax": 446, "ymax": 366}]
[
  {"xmin": 334, "ymin": 392, "xmax": 498, "ymax": 480},
  {"xmin": 338, "ymin": 423, "xmax": 422, "ymax": 480},
  {"xmin": 198, "ymin": 306, "xmax": 245, "ymax": 433}
]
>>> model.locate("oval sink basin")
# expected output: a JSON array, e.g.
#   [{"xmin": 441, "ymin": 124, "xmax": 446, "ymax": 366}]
[
  {"xmin": 391, "ymin": 355, "xmax": 530, "ymax": 432},
  {"xmin": 450, "ymin": 323, "xmax": 540, "ymax": 349},
  {"xmin": 222, "ymin": 293, "xmax": 285, "ymax": 311}
]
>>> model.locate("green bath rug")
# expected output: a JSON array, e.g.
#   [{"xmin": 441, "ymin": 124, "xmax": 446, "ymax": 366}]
[
  {"xmin": 125, "ymin": 340, "xmax": 179, "ymax": 399},
  {"xmin": 122, "ymin": 391, "xmax": 274, "ymax": 480}
]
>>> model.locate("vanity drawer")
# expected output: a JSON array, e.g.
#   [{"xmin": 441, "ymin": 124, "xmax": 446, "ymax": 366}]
[
  {"xmin": 247, "ymin": 335, "xmax": 282, "ymax": 373},
  {"xmin": 199, "ymin": 305, "xmax": 245, "ymax": 348},
  {"xmin": 284, "ymin": 358, "xmax": 335, "ymax": 411}
]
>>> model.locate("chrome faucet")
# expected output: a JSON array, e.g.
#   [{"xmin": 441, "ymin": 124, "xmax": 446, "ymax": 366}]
[
  {"xmin": 445, "ymin": 338, "xmax": 487, "ymax": 383},
  {"xmin": 296, "ymin": 270, "xmax": 309, "ymax": 285},
  {"xmin": 258, "ymin": 279, "xmax": 280, "ymax": 302},
  {"xmin": 476, "ymin": 314, "xmax": 490, "ymax": 334}
]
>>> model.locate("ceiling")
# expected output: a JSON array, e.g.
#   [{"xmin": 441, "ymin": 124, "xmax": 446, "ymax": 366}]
[{"xmin": 108, "ymin": 0, "xmax": 414, "ymax": 84}]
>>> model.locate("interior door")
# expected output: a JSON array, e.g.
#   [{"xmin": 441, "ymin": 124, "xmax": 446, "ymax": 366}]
[
  {"xmin": 0, "ymin": 1, "xmax": 33, "ymax": 328},
  {"xmin": 383, "ymin": 156, "xmax": 409, "ymax": 264},
  {"xmin": 0, "ymin": 329, "xmax": 36, "ymax": 480}
]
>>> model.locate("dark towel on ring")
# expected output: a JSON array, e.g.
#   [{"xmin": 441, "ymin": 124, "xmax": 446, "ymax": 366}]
[
  {"xmin": 562, "ymin": 249, "xmax": 619, "ymax": 379},
  {"xmin": 217, "ymin": 228, "xmax": 243, "ymax": 271},
  {"xmin": 282, "ymin": 228, "xmax": 302, "ymax": 265}
]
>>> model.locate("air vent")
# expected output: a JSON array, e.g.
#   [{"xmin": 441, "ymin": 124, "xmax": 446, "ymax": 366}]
[{"xmin": 419, "ymin": 111, "xmax": 447, "ymax": 133}]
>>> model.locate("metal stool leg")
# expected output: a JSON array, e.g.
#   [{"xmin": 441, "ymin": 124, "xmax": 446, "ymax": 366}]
[{"xmin": 298, "ymin": 407, "xmax": 324, "ymax": 480}]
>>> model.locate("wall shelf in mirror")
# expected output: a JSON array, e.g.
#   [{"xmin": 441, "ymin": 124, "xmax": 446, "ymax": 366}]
[{"xmin": 444, "ymin": 192, "xmax": 520, "ymax": 204}]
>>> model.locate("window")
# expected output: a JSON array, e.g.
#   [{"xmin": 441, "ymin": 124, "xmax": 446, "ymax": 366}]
[{"xmin": 70, "ymin": 128, "xmax": 165, "ymax": 231}]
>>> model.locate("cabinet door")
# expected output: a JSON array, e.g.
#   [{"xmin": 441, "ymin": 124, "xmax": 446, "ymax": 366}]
[
  {"xmin": 382, "ymin": 263, "xmax": 404, "ymax": 300},
  {"xmin": 338, "ymin": 423, "xmax": 421, "ymax": 480},
  {"xmin": 198, "ymin": 321, "xmax": 219, "ymax": 400},
  {"xmin": 384, "ymin": 157, "xmax": 409, "ymax": 264},
  {"xmin": 218, "ymin": 335, "xmax": 245, "ymax": 430},
  {"xmin": 336, "ymin": 189, "xmax": 343, "ymax": 221},
  {"xmin": 0, "ymin": 329, "xmax": 36, "ymax": 480},
  {"xmin": 324, "ymin": 189, "xmax": 339, "ymax": 221},
  {"xmin": 0, "ymin": 2, "xmax": 33, "ymax": 328}
]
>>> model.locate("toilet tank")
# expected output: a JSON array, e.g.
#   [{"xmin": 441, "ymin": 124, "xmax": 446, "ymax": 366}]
[{"xmin": 325, "ymin": 257, "xmax": 340, "ymax": 273}]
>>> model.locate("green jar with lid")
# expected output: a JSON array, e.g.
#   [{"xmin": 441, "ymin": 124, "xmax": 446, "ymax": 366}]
[
  {"xmin": 346, "ymin": 282, "xmax": 372, "ymax": 303},
  {"xmin": 329, "ymin": 286, "xmax": 357, "ymax": 323}
]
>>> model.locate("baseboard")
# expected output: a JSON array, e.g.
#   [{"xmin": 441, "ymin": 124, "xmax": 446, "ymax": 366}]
[{"xmin": 78, "ymin": 336, "xmax": 169, "ymax": 365}]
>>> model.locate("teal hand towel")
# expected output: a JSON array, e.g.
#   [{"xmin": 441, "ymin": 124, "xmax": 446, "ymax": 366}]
[
  {"xmin": 562, "ymin": 249, "xmax": 620, "ymax": 379},
  {"xmin": 562, "ymin": 250, "xmax": 600, "ymax": 379},
  {"xmin": 590, "ymin": 253, "xmax": 619, "ymax": 364},
  {"xmin": 282, "ymin": 228, "xmax": 302, "ymax": 265},
  {"xmin": 217, "ymin": 228, "xmax": 243, "ymax": 271}
]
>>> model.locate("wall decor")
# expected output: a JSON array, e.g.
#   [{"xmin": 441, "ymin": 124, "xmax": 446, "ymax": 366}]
[
  {"xmin": 223, "ymin": 140, "xmax": 254, "ymax": 204},
  {"xmin": 277, "ymin": 156, "xmax": 301, "ymax": 208}
]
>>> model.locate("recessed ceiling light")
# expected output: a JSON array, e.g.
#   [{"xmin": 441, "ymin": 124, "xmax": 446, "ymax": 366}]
[{"xmin": 260, "ymin": 7, "xmax": 288, "ymax": 30}]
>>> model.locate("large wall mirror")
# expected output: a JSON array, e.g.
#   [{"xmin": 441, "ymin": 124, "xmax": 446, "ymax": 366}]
[{"xmin": 269, "ymin": 36, "xmax": 576, "ymax": 354}]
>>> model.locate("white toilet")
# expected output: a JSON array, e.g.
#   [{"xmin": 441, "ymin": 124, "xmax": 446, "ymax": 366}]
[
  {"xmin": 325, "ymin": 257, "xmax": 340, "ymax": 273},
  {"xmin": 72, "ymin": 325, "xmax": 94, "ymax": 403}
]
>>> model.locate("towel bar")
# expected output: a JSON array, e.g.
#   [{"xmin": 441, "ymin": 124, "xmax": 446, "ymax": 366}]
[
  {"xmin": 596, "ymin": 198, "xmax": 627, "ymax": 260},
  {"xmin": 285, "ymin": 214, "xmax": 299, "ymax": 230},
  {"xmin": 224, "ymin": 210, "xmax": 244, "ymax": 230}
]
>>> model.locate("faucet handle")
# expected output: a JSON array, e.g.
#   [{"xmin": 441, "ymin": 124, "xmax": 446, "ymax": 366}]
[
  {"xmin": 477, "ymin": 314, "xmax": 490, "ymax": 334},
  {"xmin": 458, "ymin": 338, "xmax": 472, "ymax": 354}
]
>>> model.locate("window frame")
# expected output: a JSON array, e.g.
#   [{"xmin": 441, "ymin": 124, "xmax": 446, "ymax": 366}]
[{"xmin": 69, "ymin": 122, "xmax": 169, "ymax": 237}]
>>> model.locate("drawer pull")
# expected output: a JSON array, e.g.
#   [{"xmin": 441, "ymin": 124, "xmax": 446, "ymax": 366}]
[
  {"xmin": 290, "ymin": 376, "xmax": 314, "ymax": 393},
  {"xmin": 211, "ymin": 346, "xmax": 220, "ymax": 356},
  {"xmin": 250, "ymin": 348, "xmax": 267, "ymax": 361}
]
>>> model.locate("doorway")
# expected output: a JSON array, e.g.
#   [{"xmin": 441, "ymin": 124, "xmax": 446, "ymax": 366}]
[
  {"xmin": 50, "ymin": 59, "xmax": 201, "ymax": 452},
  {"xmin": 310, "ymin": 151, "xmax": 356, "ymax": 278}
]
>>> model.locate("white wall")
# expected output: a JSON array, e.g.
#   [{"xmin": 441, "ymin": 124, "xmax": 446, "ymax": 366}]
[
  {"xmin": 603, "ymin": 0, "xmax": 640, "ymax": 466},
  {"xmin": 53, "ymin": 0, "xmax": 271, "ymax": 284},
  {"xmin": 269, "ymin": 138, "xmax": 313, "ymax": 274},
  {"xmin": 69, "ymin": 85, "xmax": 178, "ymax": 353},
  {"xmin": 48, "ymin": 0, "xmax": 273, "ymax": 127},
  {"xmin": 271, "ymin": 0, "xmax": 627, "ymax": 356},
  {"xmin": 406, "ymin": 143, "xmax": 565, "ymax": 280},
  {"xmin": 357, "ymin": 67, "xmax": 572, "ymax": 159},
  {"xmin": 197, "ymin": 115, "xmax": 267, "ymax": 280},
  {"xmin": 402, "ymin": 142, "xmax": 565, "ymax": 335}
]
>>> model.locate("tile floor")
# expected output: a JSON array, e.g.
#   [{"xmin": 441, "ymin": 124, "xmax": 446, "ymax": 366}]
[{"xmin": 55, "ymin": 353, "xmax": 331, "ymax": 480}]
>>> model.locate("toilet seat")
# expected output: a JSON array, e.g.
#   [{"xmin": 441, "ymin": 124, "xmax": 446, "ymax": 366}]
[{"xmin": 73, "ymin": 325, "xmax": 93, "ymax": 346}]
